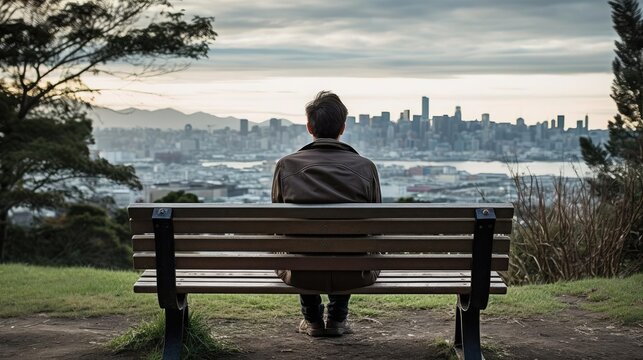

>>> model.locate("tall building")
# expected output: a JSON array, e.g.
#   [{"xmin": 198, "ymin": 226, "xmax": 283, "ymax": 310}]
[
  {"xmin": 239, "ymin": 119, "xmax": 248, "ymax": 136},
  {"xmin": 481, "ymin": 113, "xmax": 490, "ymax": 128},
  {"xmin": 359, "ymin": 114, "xmax": 370, "ymax": 127},
  {"xmin": 516, "ymin": 117, "xmax": 525, "ymax": 127},
  {"xmin": 557, "ymin": 115, "xmax": 565, "ymax": 130},
  {"xmin": 584, "ymin": 114, "xmax": 589, "ymax": 130},
  {"xmin": 400, "ymin": 109, "xmax": 410, "ymax": 121},
  {"xmin": 454, "ymin": 106, "xmax": 462, "ymax": 122},
  {"xmin": 422, "ymin": 96, "xmax": 429, "ymax": 120},
  {"xmin": 381, "ymin": 111, "xmax": 391, "ymax": 123},
  {"xmin": 269, "ymin": 118, "xmax": 282, "ymax": 131}
]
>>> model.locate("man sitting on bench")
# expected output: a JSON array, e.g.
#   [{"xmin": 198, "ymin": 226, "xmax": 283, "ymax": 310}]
[{"xmin": 271, "ymin": 91, "xmax": 382, "ymax": 337}]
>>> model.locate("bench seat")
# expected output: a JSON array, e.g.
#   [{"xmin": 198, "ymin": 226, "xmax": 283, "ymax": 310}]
[{"xmin": 134, "ymin": 270, "xmax": 508, "ymax": 294}]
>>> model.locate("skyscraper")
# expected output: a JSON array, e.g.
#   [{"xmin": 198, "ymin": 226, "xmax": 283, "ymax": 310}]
[
  {"xmin": 481, "ymin": 113, "xmax": 490, "ymax": 128},
  {"xmin": 239, "ymin": 118, "xmax": 248, "ymax": 136},
  {"xmin": 557, "ymin": 115, "xmax": 565, "ymax": 130},
  {"xmin": 455, "ymin": 106, "xmax": 462, "ymax": 122},
  {"xmin": 422, "ymin": 96, "xmax": 429, "ymax": 120},
  {"xmin": 584, "ymin": 114, "xmax": 589, "ymax": 130}
]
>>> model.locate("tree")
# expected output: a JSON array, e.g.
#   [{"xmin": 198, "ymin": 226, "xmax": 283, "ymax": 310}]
[
  {"xmin": 6, "ymin": 204, "xmax": 133, "ymax": 268},
  {"xmin": 155, "ymin": 190, "xmax": 200, "ymax": 203},
  {"xmin": 579, "ymin": 0, "xmax": 643, "ymax": 271},
  {"xmin": 580, "ymin": 0, "xmax": 643, "ymax": 172},
  {"xmin": 0, "ymin": 0, "xmax": 217, "ymax": 261}
]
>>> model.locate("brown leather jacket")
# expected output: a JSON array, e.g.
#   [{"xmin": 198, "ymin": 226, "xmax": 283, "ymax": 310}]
[{"xmin": 272, "ymin": 138, "xmax": 381, "ymax": 293}]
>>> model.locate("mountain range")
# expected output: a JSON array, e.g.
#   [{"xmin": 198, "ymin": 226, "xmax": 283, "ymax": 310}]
[{"xmin": 88, "ymin": 107, "xmax": 293, "ymax": 131}]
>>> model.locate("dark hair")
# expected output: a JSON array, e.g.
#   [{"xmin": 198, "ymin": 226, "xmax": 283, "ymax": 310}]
[{"xmin": 305, "ymin": 91, "xmax": 348, "ymax": 138}]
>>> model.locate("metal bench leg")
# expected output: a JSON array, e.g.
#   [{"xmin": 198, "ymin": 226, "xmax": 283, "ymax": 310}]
[
  {"xmin": 454, "ymin": 302, "xmax": 462, "ymax": 347},
  {"xmin": 163, "ymin": 306, "xmax": 188, "ymax": 360},
  {"xmin": 455, "ymin": 306, "xmax": 484, "ymax": 360}
]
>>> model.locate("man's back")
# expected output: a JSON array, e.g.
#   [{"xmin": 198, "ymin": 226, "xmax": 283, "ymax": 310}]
[{"xmin": 272, "ymin": 138, "xmax": 380, "ymax": 204}]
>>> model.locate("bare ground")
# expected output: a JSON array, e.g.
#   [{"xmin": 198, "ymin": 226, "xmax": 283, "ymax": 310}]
[{"xmin": 0, "ymin": 306, "xmax": 641, "ymax": 360}]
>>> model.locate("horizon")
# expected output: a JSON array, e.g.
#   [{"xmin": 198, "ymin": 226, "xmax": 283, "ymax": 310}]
[{"xmin": 86, "ymin": 1, "xmax": 618, "ymax": 129}]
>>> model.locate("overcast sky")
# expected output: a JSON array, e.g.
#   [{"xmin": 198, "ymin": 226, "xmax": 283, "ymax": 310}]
[{"xmin": 89, "ymin": 0, "xmax": 618, "ymax": 128}]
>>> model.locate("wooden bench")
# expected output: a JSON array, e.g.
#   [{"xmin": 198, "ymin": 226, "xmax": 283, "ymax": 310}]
[{"xmin": 128, "ymin": 203, "xmax": 514, "ymax": 360}]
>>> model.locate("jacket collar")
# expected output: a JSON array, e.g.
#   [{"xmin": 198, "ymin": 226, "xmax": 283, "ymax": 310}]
[{"xmin": 299, "ymin": 138, "xmax": 359, "ymax": 154}]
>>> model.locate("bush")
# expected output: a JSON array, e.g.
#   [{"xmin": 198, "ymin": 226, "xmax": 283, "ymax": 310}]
[{"xmin": 507, "ymin": 166, "xmax": 643, "ymax": 285}]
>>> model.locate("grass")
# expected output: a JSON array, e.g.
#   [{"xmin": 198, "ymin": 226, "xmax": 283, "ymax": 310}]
[
  {"xmin": 0, "ymin": 264, "xmax": 641, "ymax": 324},
  {"xmin": 108, "ymin": 311, "xmax": 239, "ymax": 360}
]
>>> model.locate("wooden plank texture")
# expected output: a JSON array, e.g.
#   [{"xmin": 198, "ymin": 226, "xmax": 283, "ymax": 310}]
[
  {"xmin": 132, "ymin": 252, "xmax": 509, "ymax": 271},
  {"xmin": 132, "ymin": 234, "xmax": 511, "ymax": 253},
  {"xmin": 128, "ymin": 203, "xmax": 514, "ymax": 220},
  {"xmin": 129, "ymin": 218, "xmax": 513, "ymax": 235},
  {"xmin": 133, "ymin": 280, "xmax": 507, "ymax": 295},
  {"xmin": 141, "ymin": 269, "xmax": 504, "ymax": 278}
]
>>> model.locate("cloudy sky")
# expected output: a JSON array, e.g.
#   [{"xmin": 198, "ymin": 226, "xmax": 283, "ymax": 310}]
[{"xmin": 87, "ymin": 0, "xmax": 618, "ymax": 128}]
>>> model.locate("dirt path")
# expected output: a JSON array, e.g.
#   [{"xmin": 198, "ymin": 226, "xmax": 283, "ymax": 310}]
[{"xmin": 0, "ymin": 308, "xmax": 641, "ymax": 359}]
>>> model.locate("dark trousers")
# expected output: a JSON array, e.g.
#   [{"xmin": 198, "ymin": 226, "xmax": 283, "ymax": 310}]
[{"xmin": 300, "ymin": 294, "xmax": 351, "ymax": 322}]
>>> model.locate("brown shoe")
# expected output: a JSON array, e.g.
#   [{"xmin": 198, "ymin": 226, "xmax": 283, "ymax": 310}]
[
  {"xmin": 298, "ymin": 319, "xmax": 325, "ymax": 337},
  {"xmin": 325, "ymin": 319, "xmax": 353, "ymax": 336}
]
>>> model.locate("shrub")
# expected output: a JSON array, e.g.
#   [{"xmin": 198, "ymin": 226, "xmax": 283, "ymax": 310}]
[{"xmin": 507, "ymin": 166, "xmax": 643, "ymax": 285}]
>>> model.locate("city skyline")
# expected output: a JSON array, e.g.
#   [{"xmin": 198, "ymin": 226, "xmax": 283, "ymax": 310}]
[{"xmin": 86, "ymin": 1, "xmax": 617, "ymax": 129}]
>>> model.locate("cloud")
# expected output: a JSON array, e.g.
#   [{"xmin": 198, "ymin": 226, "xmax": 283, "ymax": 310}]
[{"xmin": 169, "ymin": 0, "xmax": 616, "ymax": 78}]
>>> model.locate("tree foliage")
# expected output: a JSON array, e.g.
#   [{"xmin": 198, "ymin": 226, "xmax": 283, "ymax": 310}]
[
  {"xmin": 0, "ymin": 0, "xmax": 217, "ymax": 261},
  {"xmin": 0, "ymin": 0, "xmax": 217, "ymax": 118},
  {"xmin": 154, "ymin": 190, "xmax": 200, "ymax": 203},
  {"xmin": 580, "ymin": 0, "xmax": 643, "ymax": 171},
  {"xmin": 5, "ymin": 204, "xmax": 132, "ymax": 269}
]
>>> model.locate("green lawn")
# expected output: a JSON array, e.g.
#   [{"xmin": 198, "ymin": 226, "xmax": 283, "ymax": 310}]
[{"xmin": 1, "ymin": 264, "xmax": 641, "ymax": 324}]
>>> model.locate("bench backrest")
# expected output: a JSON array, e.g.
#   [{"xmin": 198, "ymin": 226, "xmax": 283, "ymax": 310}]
[{"xmin": 129, "ymin": 203, "xmax": 513, "ymax": 272}]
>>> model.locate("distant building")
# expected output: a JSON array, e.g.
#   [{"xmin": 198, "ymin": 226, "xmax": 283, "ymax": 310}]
[
  {"xmin": 359, "ymin": 114, "xmax": 370, "ymax": 127},
  {"xmin": 557, "ymin": 115, "xmax": 565, "ymax": 130},
  {"xmin": 481, "ymin": 113, "xmax": 490, "ymax": 128},
  {"xmin": 422, "ymin": 96, "xmax": 429, "ymax": 120},
  {"xmin": 400, "ymin": 109, "xmax": 410, "ymax": 121},
  {"xmin": 240, "ymin": 119, "xmax": 249, "ymax": 136},
  {"xmin": 454, "ymin": 106, "xmax": 462, "ymax": 122},
  {"xmin": 269, "ymin": 118, "xmax": 282, "ymax": 131},
  {"xmin": 584, "ymin": 114, "xmax": 589, "ymax": 130},
  {"xmin": 381, "ymin": 111, "xmax": 391, "ymax": 123}
]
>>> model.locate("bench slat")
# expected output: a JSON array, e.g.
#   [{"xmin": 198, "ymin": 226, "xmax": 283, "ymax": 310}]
[
  {"xmin": 129, "ymin": 218, "xmax": 513, "ymax": 235},
  {"xmin": 132, "ymin": 234, "xmax": 511, "ymax": 253},
  {"xmin": 140, "ymin": 270, "xmax": 505, "ymax": 278},
  {"xmin": 132, "ymin": 252, "xmax": 509, "ymax": 271},
  {"xmin": 133, "ymin": 280, "xmax": 507, "ymax": 295},
  {"xmin": 128, "ymin": 203, "xmax": 515, "ymax": 220}
]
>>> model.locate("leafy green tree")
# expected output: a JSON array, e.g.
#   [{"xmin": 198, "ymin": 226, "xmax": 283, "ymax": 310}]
[
  {"xmin": 579, "ymin": 0, "xmax": 643, "ymax": 270},
  {"xmin": 0, "ymin": 0, "xmax": 217, "ymax": 261},
  {"xmin": 6, "ymin": 204, "xmax": 133, "ymax": 269},
  {"xmin": 155, "ymin": 190, "xmax": 200, "ymax": 203}
]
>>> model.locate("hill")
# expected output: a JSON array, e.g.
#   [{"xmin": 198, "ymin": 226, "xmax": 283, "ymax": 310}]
[{"xmin": 88, "ymin": 107, "xmax": 293, "ymax": 131}]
